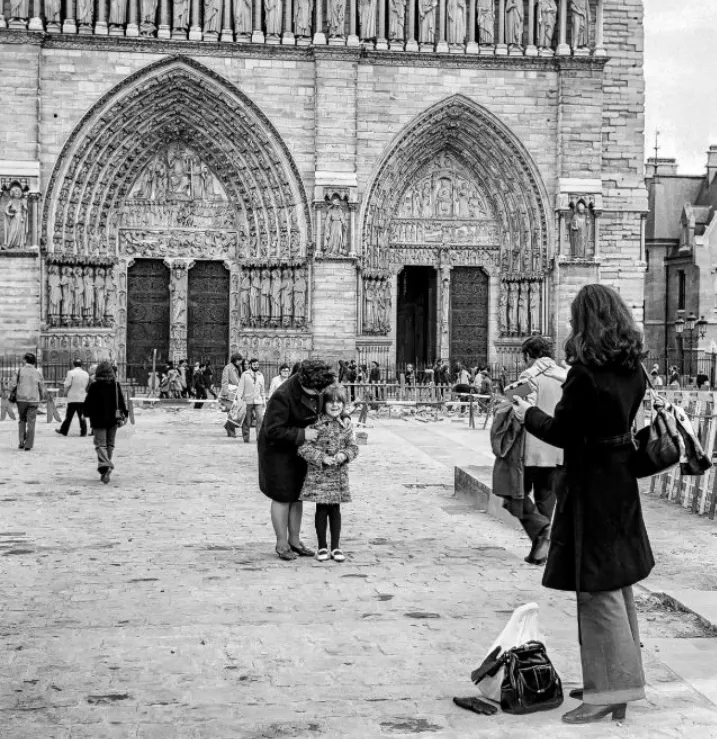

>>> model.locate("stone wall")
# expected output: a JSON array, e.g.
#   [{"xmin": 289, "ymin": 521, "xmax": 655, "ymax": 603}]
[{"xmin": 0, "ymin": 254, "xmax": 42, "ymax": 355}]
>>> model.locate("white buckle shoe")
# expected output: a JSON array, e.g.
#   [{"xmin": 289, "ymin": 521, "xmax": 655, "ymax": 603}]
[
  {"xmin": 316, "ymin": 548, "xmax": 330, "ymax": 561},
  {"xmin": 331, "ymin": 549, "xmax": 345, "ymax": 562}
]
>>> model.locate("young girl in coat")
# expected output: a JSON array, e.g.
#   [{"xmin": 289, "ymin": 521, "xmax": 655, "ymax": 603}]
[{"xmin": 298, "ymin": 384, "xmax": 359, "ymax": 562}]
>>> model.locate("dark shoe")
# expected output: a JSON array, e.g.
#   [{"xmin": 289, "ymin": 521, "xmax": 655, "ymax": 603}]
[
  {"xmin": 18, "ymin": 444, "xmax": 24, "ymax": 450},
  {"xmin": 24, "ymin": 448, "xmax": 32, "ymax": 452},
  {"xmin": 289, "ymin": 542, "xmax": 315, "ymax": 557},
  {"xmin": 55, "ymin": 429, "xmax": 67, "ymax": 436},
  {"xmin": 569, "ymin": 688, "xmax": 584, "ymax": 700},
  {"xmin": 80, "ymin": 432, "xmax": 87, "ymax": 437},
  {"xmin": 525, "ymin": 526, "xmax": 550, "ymax": 565},
  {"xmin": 224, "ymin": 421, "xmax": 237, "ymax": 438},
  {"xmin": 101, "ymin": 471, "xmax": 111, "ymax": 484},
  {"xmin": 562, "ymin": 703, "xmax": 626, "ymax": 724},
  {"xmin": 275, "ymin": 546, "xmax": 298, "ymax": 561}
]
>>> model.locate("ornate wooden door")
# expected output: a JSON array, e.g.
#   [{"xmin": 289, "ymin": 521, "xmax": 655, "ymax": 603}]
[
  {"xmin": 187, "ymin": 260, "xmax": 230, "ymax": 362},
  {"xmin": 450, "ymin": 267, "xmax": 489, "ymax": 368},
  {"xmin": 126, "ymin": 259, "xmax": 170, "ymax": 375}
]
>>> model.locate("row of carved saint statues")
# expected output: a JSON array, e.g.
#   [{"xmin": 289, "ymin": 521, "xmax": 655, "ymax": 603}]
[
  {"xmin": 47, "ymin": 263, "xmax": 117, "ymax": 328},
  {"xmin": 498, "ymin": 278, "xmax": 541, "ymax": 337},
  {"xmin": 362, "ymin": 276, "xmax": 392, "ymax": 334},
  {"xmin": 239, "ymin": 265, "xmax": 308, "ymax": 329},
  {"xmin": 3, "ymin": 0, "xmax": 596, "ymax": 52}
]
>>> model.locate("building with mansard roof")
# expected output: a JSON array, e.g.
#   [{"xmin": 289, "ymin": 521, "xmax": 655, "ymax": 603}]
[
  {"xmin": 645, "ymin": 148, "xmax": 717, "ymax": 375},
  {"xmin": 0, "ymin": 0, "xmax": 646, "ymax": 379}
]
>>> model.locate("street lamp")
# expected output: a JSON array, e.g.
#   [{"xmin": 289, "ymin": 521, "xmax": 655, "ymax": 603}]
[{"xmin": 675, "ymin": 313, "xmax": 700, "ymax": 378}]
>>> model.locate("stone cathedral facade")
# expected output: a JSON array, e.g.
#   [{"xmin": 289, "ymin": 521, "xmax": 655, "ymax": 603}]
[{"xmin": 0, "ymin": 0, "xmax": 647, "ymax": 376}]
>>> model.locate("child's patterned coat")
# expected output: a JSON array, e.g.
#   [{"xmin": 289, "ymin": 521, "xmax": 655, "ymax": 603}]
[{"xmin": 298, "ymin": 415, "xmax": 359, "ymax": 504}]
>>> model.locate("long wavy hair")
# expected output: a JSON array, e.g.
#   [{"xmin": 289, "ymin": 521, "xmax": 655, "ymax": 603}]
[
  {"xmin": 564, "ymin": 284, "xmax": 645, "ymax": 370},
  {"xmin": 94, "ymin": 361, "xmax": 116, "ymax": 383}
]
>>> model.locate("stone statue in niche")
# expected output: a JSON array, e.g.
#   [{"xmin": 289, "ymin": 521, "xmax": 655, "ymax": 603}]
[
  {"xmin": 260, "ymin": 268, "xmax": 272, "ymax": 322},
  {"xmin": 105, "ymin": 270, "xmax": 118, "ymax": 325},
  {"xmin": 518, "ymin": 283, "xmax": 529, "ymax": 335},
  {"xmin": 569, "ymin": 199, "xmax": 589, "ymax": 258},
  {"xmin": 569, "ymin": 0, "xmax": 589, "ymax": 48},
  {"xmin": 499, "ymin": 285, "xmax": 508, "ymax": 335},
  {"xmin": 109, "ymin": 0, "xmax": 128, "ymax": 28},
  {"xmin": 507, "ymin": 281, "xmax": 518, "ymax": 334},
  {"xmin": 48, "ymin": 265, "xmax": 62, "ymax": 325},
  {"xmin": 60, "ymin": 267, "xmax": 73, "ymax": 324},
  {"xmin": 446, "ymin": 0, "xmax": 465, "ymax": 44},
  {"xmin": 9, "ymin": 0, "xmax": 29, "ymax": 20},
  {"xmin": 83, "ymin": 267, "xmax": 95, "ymax": 325},
  {"xmin": 324, "ymin": 196, "xmax": 347, "ymax": 256},
  {"xmin": 44, "ymin": 0, "xmax": 61, "ymax": 24},
  {"xmin": 203, "ymin": 0, "xmax": 222, "ymax": 33},
  {"xmin": 172, "ymin": 0, "xmax": 190, "ymax": 30},
  {"xmin": 363, "ymin": 280, "xmax": 376, "ymax": 331},
  {"xmin": 537, "ymin": 0, "xmax": 556, "ymax": 48},
  {"xmin": 240, "ymin": 271, "xmax": 251, "ymax": 324},
  {"xmin": 359, "ymin": 0, "xmax": 377, "ymax": 39},
  {"xmin": 293, "ymin": 268, "xmax": 307, "ymax": 327},
  {"xmin": 477, "ymin": 0, "xmax": 494, "ymax": 44},
  {"xmin": 270, "ymin": 268, "xmax": 282, "ymax": 325},
  {"xmin": 76, "ymin": 0, "xmax": 93, "ymax": 24},
  {"xmin": 328, "ymin": 0, "xmax": 344, "ymax": 36},
  {"xmin": 379, "ymin": 281, "xmax": 391, "ymax": 332},
  {"xmin": 388, "ymin": 0, "xmax": 405, "ymax": 40},
  {"xmin": 265, "ymin": 0, "xmax": 282, "ymax": 35},
  {"xmin": 294, "ymin": 0, "xmax": 312, "ymax": 37},
  {"xmin": 140, "ymin": 0, "xmax": 158, "ymax": 31},
  {"xmin": 3, "ymin": 184, "xmax": 27, "ymax": 249},
  {"xmin": 529, "ymin": 283, "xmax": 540, "ymax": 333},
  {"xmin": 419, "ymin": 0, "xmax": 437, "ymax": 43},
  {"xmin": 94, "ymin": 267, "xmax": 106, "ymax": 324},
  {"xmin": 234, "ymin": 0, "xmax": 252, "ymax": 34},
  {"xmin": 505, "ymin": 0, "xmax": 523, "ymax": 47},
  {"xmin": 280, "ymin": 269, "xmax": 293, "ymax": 327},
  {"xmin": 250, "ymin": 269, "xmax": 261, "ymax": 324}
]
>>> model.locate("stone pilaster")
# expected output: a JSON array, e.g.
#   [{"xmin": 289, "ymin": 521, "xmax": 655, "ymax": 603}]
[
  {"xmin": 165, "ymin": 258, "xmax": 192, "ymax": 362},
  {"xmin": 438, "ymin": 262, "xmax": 451, "ymax": 361}
]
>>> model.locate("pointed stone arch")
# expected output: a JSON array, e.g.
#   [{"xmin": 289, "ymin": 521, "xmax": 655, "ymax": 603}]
[{"xmin": 43, "ymin": 55, "xmax": 311, "ymax": 260}]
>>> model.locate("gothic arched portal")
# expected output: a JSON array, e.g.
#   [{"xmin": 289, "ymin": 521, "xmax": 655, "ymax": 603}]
[{"xmin": 360, "ymin": 95, "xmax": 552, "ymax": 366}]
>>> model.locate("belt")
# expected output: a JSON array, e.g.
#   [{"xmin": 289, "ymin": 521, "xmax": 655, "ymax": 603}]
[{"xmin": 585, "ymin": 432, "xmax": 634, "ymax": 448}]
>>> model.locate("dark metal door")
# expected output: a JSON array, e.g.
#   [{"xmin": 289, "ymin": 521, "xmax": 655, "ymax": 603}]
[
  {"xmin": 187, "ymin": 260, "xmax": 230, "ymax": 362},
  {"xmin": 126, "ymin": 259, "xmax": 170, "ymax": 380},
  {"xmin": 450, "ymin": 267, "xmax": 489, "ymax": 368}
]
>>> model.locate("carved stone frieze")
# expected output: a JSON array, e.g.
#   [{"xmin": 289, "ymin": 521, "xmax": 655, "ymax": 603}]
[
  {"xmin": 240, "ymin": 264, "xmax": 308, "ymax": 329},
  {"xmin": 362, "ymin": 275, "xmax": 391, "ymax": 335},
  {"xmin": 46, "ymin": 259, "xmax": 118, "ymax": 328},
  {"xmin": 41, "ymin": 329, "xmax": 116, "ymax": 364},
  {"xmin": 498, "ymin": 277, "xmax": 542, "ymax": 337},
  {"xmin": 235, "ymin": 331, "xmax": 313, "ymax": 362}
]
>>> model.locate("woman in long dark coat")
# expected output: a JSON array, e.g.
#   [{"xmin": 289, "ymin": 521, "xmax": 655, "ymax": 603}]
[
  {"xmin": 258, "ymin": 359, "xmax": 336, "ymax": 560},
  {"xmin": 513, "ymin": 284, "xmax": 653, "ymax": 725}
]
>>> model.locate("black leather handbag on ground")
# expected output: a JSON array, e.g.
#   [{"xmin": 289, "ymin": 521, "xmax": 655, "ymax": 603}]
[{"xmin": 499, "ymin": 641, "xmax": 564, "ymax": 715}]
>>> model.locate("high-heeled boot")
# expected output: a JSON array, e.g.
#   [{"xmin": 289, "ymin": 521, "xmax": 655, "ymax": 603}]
[{"xmin": 562, "ymin": 702, "xmax": 626, "ymax": 724}]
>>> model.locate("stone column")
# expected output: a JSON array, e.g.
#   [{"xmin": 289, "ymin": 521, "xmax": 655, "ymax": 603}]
[
  {"xmin": 94, "ymin": 0, "xmax": 109, "ymax": 33},
  {"xmin": 347, "ymin": 0, "xmax": 358, "ymax": 45},
  {"xmin": 126, "ymin": 0, "xmax": 140, "ymax": 35},
  {"xmin": 348, "ymin": 205, "xmax": 357, "ymax": 258},
  {"xmin": 221, "ymin": 0, "xmax": 233, "ymax": 39},
  {"xmin": 282, "ymin": 0, "xmax": 295, "ymax": 43},
  {"xmin": 26, "ymin": 192, "xmax": 40, "ymax": 248},
  {"xmin": 157, "ymin": 0, "xmax": 171, "ymax": 36},
  {"xmin": 496, "ymin": 0, "xmax": 506, "ymax": 54},
  {"xmin": 62, "ymin": 0, "xmax": 77, "ymax": 31},
  {"xmin": 525, "ymin": 0, "xmax": 537, "ymax": 55},
  {"xmin": 438, "ymin": 264, "xmax": 451, "ymax": 361},
  {"xmin": 228, "ymin": 261, "xmax": 241, "ymax": 354},
  {"xmin": 435, "ymin": 0, "xmax": 448, "ymax": 52},
  {"xmin": 189, "ymin": 0, "xmax": 202, "ymax": 38},
  {"xmin": 166, "ymin": 259, "xmax": 190, "ymax": 363},
  {"xmin": 594, "ymin": 0, "xmax": 605, "ymax": 56},
  {"xmin": 375, "ymin": 0, "xmax": 387, "ymax": 49},
  {"xmin": 465, "ymin": 0, "xmax": 477, "ymax": 53},
  {"xmin": 557, "ymin": 0, "xmax": 569, "ymax": 54},
  {"xmin": 405, "ymin": 0, "xmax": 417, "ymax": 51},
  {"xmin": 29, "ymin": 0, "xmax": 44, "ymax": 30},
  {"xmin": 252, "ymin": 0, "xmax": 265, "ymax": 41},
  {"xmin": 313, "ymin": 0, "xmax": 326, "ymax": 43}
]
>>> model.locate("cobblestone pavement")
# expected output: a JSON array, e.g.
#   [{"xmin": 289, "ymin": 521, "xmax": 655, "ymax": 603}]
[{"xmin": 2, "ymin": 407, "xmax": 716, "ymax": 738}]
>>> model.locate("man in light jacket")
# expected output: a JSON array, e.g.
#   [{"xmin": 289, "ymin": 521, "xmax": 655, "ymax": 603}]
[
  {"xmin": 220, "ymin": 352, "xmax": 244, "ymax": 438},
  {"xmin": 238, "ymin": 357, "xmax": 266, "ymax": 443},
  {"xmin": 57, "ymin": 359, "xmax": 90, "ymax": 437},
  {"xmin": 11, "ymin": 352, "xmax": 45, "ymax": 452},
  {"xmin": 517, "ymin": 336, "xmax": 568, "ymax": 565}
]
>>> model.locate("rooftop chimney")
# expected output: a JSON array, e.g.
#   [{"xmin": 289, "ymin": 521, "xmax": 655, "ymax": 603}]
[
  {"xmin": 646, "ymin": 157, "xmax": 678, "ymax": 178},
  {"xmin": 707, "ymin": 145, "xmax": 717, "ymax": 186}
]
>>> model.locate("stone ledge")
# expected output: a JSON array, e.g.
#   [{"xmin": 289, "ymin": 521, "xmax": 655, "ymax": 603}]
[
  {"xmin": 0, "ymin": 249, "xmax": 40, "ymax": 258},
  {"xmin": 454, "ymin": 464, "xmax": 521, "ymax": 531}
]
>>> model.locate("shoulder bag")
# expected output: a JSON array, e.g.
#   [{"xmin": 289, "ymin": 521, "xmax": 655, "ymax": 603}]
[
  {"xmin": 499, "ymin": 641, "xmax": 564, "ymax": 715},
  {"xmin": 8, "ymin": 369, "xmax": 20, "ymax": 404},
  {"xmin": 115, "ymin": 382, "xmax": 126, "ymax": 428},
  {"xmin": 630, "ymin": 365, "xmax": 681, "ymax": 479}
]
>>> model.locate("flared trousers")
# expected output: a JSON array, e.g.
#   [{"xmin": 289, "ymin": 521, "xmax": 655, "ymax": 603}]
[{"xmin": 578, "ymin": 586, "xmax": 646, "ymax": 705}]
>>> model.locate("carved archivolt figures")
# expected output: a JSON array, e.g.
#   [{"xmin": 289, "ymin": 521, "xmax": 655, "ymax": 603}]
[
  {"xmin": 240, "ymin": 265, "xmax": 308, "ymax": 328},
  {"xmin": 2, "ymin": 183, "xmax": 28, "ymax": 250},
  {"xmin": 47, "ymin": 262, "xmax": 117, "ymax": 328},
  {"xmin": 570, "ymin": 0, "xmax": 589, "ymax": 48},
  {"xmin": 500, "ymin": 279, "xmax": 541, "ymax": 337},
  {"xmin": 363, "ymin": 276, "xmax": 391, "ymax": 334}
]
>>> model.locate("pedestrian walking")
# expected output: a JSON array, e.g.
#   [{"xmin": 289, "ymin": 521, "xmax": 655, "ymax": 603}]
[
  {"xmin": 513, "ymin": 336, "xmax": 568, "ymax": 565},
  {"xmin": 512, "ymin": 284, "xmax": 652, "ymax": 725},
  {"xmin": 56, "ymin": 358, "xmax": 90, "ymax": 437},
  {"xmin": 298, "ymin": 384, "xmax": 359, "ymax": 562},
  {"xmin": 268, "ymin": 363, "xmax": 291, "ymax": 398},
  {"xmin": 10, "ymin": 352, "xmax": 45, "ymax": 451},
  {"xmin": 192, "ymin": 362, "xmax": 208, "ymax": 408},
  {"xmin": 203, "ymin": 361, "xmax": 218, "ymax": 399},
  {"xmin": 178, "ymin": 359, "xmax": 189, "ymax": 397},
  {"xmin": 82, "ymin": 361, "xmax": 128, "ymax": 484},
  {"xmin": 258, "ymin": 359, "xmax": 335, "ymax": 561},
  {"xmin": 237, "ymin": 357, "xmax": 266, "ymax": 443},
  {"xmin": 220, "ymin": 353, "xmax": 244, "ymax": 437}
]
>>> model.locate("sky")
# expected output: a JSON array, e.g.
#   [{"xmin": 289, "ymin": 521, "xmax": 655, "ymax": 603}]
[{"xmin": 644, "ymin": 2, "xmax": 717, "ymax": 175}]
